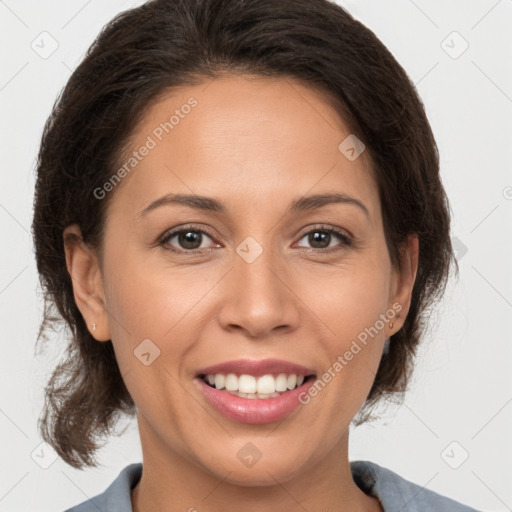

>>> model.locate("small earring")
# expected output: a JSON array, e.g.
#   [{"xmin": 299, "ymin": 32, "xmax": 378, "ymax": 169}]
[
  {"xmin": 92, "ymin": 323, "xmax": 96, "ymax": 331},
  {"xmin": 389, "ymin": 322, "xmax": 393, "ymax": 329}
]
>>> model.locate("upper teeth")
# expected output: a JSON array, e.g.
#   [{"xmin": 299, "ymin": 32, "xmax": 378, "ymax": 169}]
[{"xmin": 205, "ymin": 373, "xmax": 305, "ymax": 394}]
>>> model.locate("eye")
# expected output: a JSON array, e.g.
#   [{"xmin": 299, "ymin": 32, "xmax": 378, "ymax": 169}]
[
  {"xmin": 159, "ymin": 226, "xmax": 217, "ymax": 252},
  {"xmin": 295, "ymin": 226, "xmax": 352, "ymax": 251},
  {"xmin": 158, "ymin": 224, "xmax": 353, "ymax": 254}
]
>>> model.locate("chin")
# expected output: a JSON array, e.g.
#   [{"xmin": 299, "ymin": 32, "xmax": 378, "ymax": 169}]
[{"xmin": 198, "ymin": 447, "xmax": 311, "ymax": 487}]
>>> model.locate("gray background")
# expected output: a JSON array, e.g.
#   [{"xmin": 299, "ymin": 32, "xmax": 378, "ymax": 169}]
[{"xmin": 1, "ymin": 0, "xmax": 511, "ymax": 510}]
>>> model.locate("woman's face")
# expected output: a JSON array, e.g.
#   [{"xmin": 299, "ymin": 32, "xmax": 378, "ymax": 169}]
[{"xmin": 72, "ymin": 74, "xmax": 417, "ymax": 485}]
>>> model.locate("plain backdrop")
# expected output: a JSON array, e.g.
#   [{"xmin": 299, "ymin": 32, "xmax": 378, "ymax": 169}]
[{"xmin": 1, "ymin": 1, "xmax": 511, "ymax": 511}]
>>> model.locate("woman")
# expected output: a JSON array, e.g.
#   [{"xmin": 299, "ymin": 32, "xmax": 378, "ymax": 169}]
[{"xmin": 32, "ymin": 0, "xmax": 481, "ymax": 510}]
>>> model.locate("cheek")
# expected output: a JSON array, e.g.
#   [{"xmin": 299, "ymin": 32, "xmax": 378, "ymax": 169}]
[
  {"xmin": 103, "ymin": 246, "xmax": 173, "ymax": 332},
  {"xmin": 101, "ymin": 250, "xmax": 220, "ymax": 372},
  {"xmin": 306, "ymin": 256, "xmax": 391, "ymax": 398},
  {"xmin": 306, "ymin": 253, "xmax": 392, "ymax": 332}
]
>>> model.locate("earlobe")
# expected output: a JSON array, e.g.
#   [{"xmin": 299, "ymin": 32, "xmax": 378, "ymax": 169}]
[
  {"xmin": 388, "ymin": 234, "xmax": 419, "ymax": 335},
  {"xmin": 63, "ymin": 224, "xmax": 111, "ymax": 342}
]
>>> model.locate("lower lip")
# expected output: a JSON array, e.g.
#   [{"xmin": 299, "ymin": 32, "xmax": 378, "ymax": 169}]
[{"xmin": 195, "ymin": 377, "xmax": 316, "ymax": 424}]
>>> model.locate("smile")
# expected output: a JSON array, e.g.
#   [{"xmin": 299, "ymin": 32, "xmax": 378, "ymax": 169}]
[
  {"xmin": 194, "ymin": 359, "xmax": 317, "ymax": 423},
  {"xmin": 200, "ymin": 373, "xmax": 312, "ymax": 399}
]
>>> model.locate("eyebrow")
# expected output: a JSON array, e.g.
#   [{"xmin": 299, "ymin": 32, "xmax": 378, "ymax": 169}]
[{"xmin": 137, "ymin": 192, "xmax": 370, "ymax": 219}]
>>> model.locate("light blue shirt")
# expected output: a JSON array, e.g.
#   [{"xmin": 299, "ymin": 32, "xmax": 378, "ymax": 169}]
[{"xmin": 64, "ymin": 460, "xmax": 481, "ymax": 511}]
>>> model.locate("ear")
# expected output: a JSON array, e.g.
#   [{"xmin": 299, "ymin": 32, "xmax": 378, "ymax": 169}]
[
  {"xmin": 387, "ymin": 234, "xmax": 419, "ymax": 336},
  {"xmin": 63, "ymin": 224, "xmax": 111, "ymax": 341}
]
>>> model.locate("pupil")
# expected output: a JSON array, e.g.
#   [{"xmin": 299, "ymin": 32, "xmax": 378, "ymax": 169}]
[
  {"xmin": 180, "ymin": 231, "xmax": 201, "ymax": 249},
  {"xmin": 310, "ymin": 231, "xmax": 330, "ymax": 248}
]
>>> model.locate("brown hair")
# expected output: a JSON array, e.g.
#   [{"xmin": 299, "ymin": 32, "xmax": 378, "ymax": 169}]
[{"xmin": 32, "ymin": 0, "xmax": 457, "ymax": 468}]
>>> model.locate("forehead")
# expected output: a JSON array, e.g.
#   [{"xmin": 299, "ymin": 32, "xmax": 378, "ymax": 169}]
[{"xmin": 108, "ymin": 74, "xmax": 379, "ymax": 220}]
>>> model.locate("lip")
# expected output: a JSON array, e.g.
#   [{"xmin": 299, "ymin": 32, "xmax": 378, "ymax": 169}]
[
  {"xmin": 195, "ymin": 358, "xmax": 316, "ymax": 378},
  {"xmin": 194, "ymin": 375, "xmax": 316, "ymax": 424}
]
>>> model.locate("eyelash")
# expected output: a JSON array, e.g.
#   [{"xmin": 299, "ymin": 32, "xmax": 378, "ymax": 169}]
[{"xmin": 158, "ymin": 224, "xmax": 353, "ymax": 255}]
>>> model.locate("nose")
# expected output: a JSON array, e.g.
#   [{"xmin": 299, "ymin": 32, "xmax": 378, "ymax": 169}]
[{"xmin": 216, "ymin": 245, "xmax": 301, "ymax": 339}]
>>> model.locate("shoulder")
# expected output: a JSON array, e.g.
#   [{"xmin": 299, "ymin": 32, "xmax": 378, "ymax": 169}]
[
  {"xmin": 350, "ymin": 460, "xmax": 481, "ymax": 511},
  {"xmin": 63, "ymin": 463, "xmax": 142, "ymax": 512}
]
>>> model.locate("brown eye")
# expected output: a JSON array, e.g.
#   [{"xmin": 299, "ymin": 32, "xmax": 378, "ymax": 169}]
[
  {"xmin": 296, "ymin": 227, "xmax": 352, "ymax": 251},
  {"xmin": 160, "ymin": 228, "xmax": 216, "ymax": 252}
]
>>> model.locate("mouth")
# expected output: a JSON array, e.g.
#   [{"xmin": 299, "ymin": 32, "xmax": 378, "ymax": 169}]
[{"xmin": 194, "ymin": 359, "xmax": 318, "ymax": 423}]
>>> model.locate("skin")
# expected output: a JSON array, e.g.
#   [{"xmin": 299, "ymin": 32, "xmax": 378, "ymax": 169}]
[{"xmin": 64, "ymin": 73, "xmax": 418, "ymax": 512}]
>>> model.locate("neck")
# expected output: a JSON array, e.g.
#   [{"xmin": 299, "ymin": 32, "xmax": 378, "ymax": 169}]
[{"xmin": 131, "ymin": 414, "xmax": 382, "ymax": 512}]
